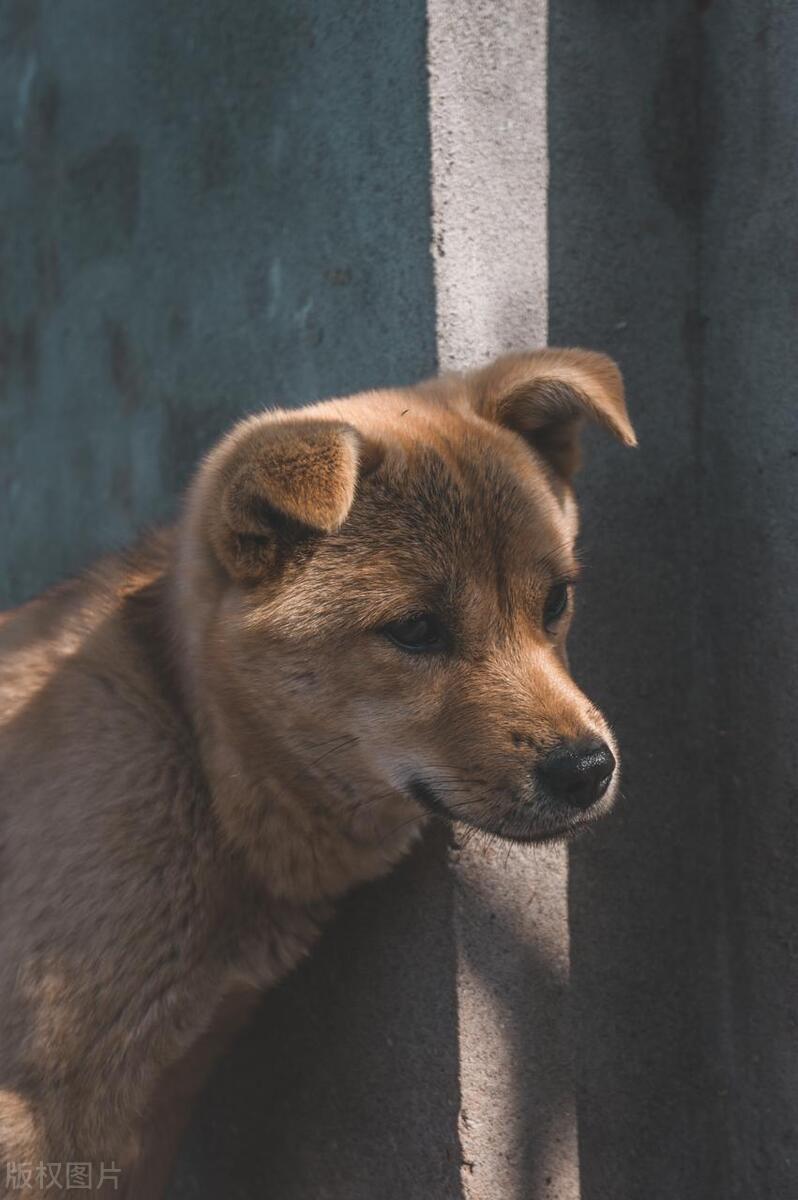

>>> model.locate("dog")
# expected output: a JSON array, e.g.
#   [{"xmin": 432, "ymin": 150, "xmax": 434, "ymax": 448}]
[{"xmin": 0, "ymin": 347, "xmax": 635, "ymax": 1196}]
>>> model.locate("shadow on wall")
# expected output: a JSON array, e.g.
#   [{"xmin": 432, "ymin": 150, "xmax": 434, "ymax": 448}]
[
  {"xmin": 173, "ymin": 839, "xmax": 581, "ymax": 1200},
  {"xmin": 171, "ymin": 831, "xmax": 464, "ymax": 1200},
  {"xmin": 548, "ymin": 1, "xmax": 726, "ymax": 1195},
  {"xmin": 548, "ymin": 2, "xmax": 798, "ymax": 1197}
]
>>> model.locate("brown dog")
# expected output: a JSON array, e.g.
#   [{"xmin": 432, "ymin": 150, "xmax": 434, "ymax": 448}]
[{"xmin": 0, "ymin": 348, "xmax": 634, "ymax": 1196}]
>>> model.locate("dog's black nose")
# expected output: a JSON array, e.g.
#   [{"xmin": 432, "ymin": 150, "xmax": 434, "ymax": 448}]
[{"xmin": 537, "ymin": 740, "xmax": 616, "ymax": 810}]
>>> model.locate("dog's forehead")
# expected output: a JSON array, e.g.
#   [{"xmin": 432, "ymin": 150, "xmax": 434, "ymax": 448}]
[{"xmin": 340, "ymin": 429, "xmax": 576, "ymax": 587}]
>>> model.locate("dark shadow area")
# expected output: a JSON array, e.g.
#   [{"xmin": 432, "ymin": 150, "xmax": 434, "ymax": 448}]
[
  {"xmin": 552, "ymin": 2, "xmax": 798, "ymax": 1194},
  {"xmin": 0, "ymin": 579, "xmax": 462, "ymax": 1200},
  {"xmin": 549, "ymin": 2, "xmax": 731, "ymax": 1195},
  {"xmin": 171, "ymin": 830, "xmax": 463, "ymax": 1200},
  {"xmin": 699, "ymin": 4, "xmax": 798, "ymax": 1194}
]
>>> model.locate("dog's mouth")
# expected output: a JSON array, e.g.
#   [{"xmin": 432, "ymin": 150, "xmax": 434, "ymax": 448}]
[{"xmin": 407, "ymin": 777, "xmax": 601, "ymax": 846}]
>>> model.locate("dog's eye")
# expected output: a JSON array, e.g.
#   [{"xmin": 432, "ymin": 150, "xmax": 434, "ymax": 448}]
[
  {"xmin": 380, "ymin": 614, "xmax": 447, "ymax": 654},
  {"xmin": 543, "ymin": 582, "xmax": 570, "ymax": 631}
]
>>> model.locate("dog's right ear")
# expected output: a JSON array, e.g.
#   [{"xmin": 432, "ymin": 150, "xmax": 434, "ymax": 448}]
[
  {"xmin": 467, "ymin": 347, "xmax": 635, "ymax": 481},
  {"xmin": 203, "ymin": 417, "xmax": 378, "ymax": 581}
]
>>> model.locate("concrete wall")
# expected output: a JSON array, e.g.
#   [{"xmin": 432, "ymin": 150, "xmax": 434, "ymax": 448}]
[
  {"xmin": 548, "ymin": 4, "xmax": 725, "ymax": 1194},
  {"xmin": 0, "ymin": 0, "xmax": 434, "ymax": 605},
  {"xmin": 551, "ymin": 4, "xmax": 798, "ymax": 1195},
  {"xmin": 2, "ymin": 1, "xmax": 797, "ymax": 1197},
  {"xmin": 701, "ymin": 6, "xmax": 798, "ymax": 1193}
]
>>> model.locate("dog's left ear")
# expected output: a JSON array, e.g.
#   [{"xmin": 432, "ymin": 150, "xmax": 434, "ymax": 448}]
[{"xmin": 469, "ymin": 347, "xmax": 636, "ymax": 480}]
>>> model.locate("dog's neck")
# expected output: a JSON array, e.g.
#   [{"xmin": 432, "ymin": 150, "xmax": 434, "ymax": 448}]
[
  {"xmin": 191, "ymin": 687, "xmax": 423, "ymax": 904},
  {"xmin": 165, "ymin": 571, "xmax": 420, "ymax": 906}
]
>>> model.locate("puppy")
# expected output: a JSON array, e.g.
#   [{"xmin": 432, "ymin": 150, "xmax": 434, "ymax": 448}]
[{"xmin": 0, "ymin": 348, "xmax": 634, "ymax": 1196}]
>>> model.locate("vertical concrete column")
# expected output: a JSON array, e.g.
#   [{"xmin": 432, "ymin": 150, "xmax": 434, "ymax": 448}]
[
  {"xmin": 427, "ymin": 5, "xmax": 581, "ymax": 1198},
  {"xmin": 427, "ymin": 1, "xmax": 548, "ymax": 365}
]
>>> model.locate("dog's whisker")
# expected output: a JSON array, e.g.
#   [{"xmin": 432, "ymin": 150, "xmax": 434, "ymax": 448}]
[
  {"xmin": 348, "ymin": 779, "xmax": 487, "ymax": 821},
  {"xmin": 378, "ymin": 812, "xmax": 427, "ymax": 844},
  {"xmin": 377, "ymin": 796, "xmax": 493, "ymax": 844},
  {"xmin": 287, "ymin": 734, "xmax": 361, "ymax": 784},
  {"xmin": 347, "ymin": 789, "xmax": 407, "ymax": 817}
]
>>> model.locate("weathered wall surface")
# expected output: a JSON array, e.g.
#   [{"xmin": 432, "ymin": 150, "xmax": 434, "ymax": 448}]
[
  {"xmin": 548, "ymin": 3, "xmax": 728, "ymax": 1195},
  {"xmin": 2, "ymin": 1, "xmax": 797, "ymax": 1197},
  {"xmin": 550, "ymin": 3, "xmax": 798, "ymax": 1196},
  {"xmin": 0, "ymin": 0, "xmax": 434, "ymax": 605},
  {"xmin": 700, "ymin": 5, "xmax": 798, "ymax": 1193}
]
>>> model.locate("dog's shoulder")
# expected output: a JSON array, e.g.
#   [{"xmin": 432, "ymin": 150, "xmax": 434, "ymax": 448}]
[
  {"xmin": 0, "ymin": 529, "xmax": 176, "ymax": 733},
  {"xmin": 0, "ymin": 529, "xmax": 211, "ymax": 885},
  {"xmin": 0, "ymin": 531, "xmax": 232, "ymax": 1092}
]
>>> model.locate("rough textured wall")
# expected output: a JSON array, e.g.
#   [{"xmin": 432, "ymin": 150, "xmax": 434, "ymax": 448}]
[
  {"xmin": 0, "ymin": 0, "xmax": 435, "ymax": 605},
  {"xmin": 548, "ymin": 4, "xmax": 727, "ymax": 1195},
  {"xmin": 552, "ymin": 2, "xmax": 798, "ymax": 1196},
  {"xmin": 427, "ymin": 0, "xmax": 548, "ymax": 367},
  {"xmin": 701, "ymin": 4, "xmax": 798, "ymax": 1193}
]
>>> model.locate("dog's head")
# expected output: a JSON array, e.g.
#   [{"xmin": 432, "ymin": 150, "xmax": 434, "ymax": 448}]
[{"xmin": 181, "ymin": 349, "xmax": 635, "ymax": 874}]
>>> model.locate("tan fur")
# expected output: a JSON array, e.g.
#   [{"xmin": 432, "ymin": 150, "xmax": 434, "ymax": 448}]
[{"xmin": 0, "ymin": 348, "xmax": 634, "ymax": 1196}]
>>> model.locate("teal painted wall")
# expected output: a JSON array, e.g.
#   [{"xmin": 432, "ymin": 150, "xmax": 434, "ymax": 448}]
[{"xmin": 0, "ymin": 0, "xmax": 435, "ymax": 606}]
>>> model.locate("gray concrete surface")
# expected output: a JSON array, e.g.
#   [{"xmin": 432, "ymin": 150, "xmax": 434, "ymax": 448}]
[
  {"xmin": 700, "ymin": 5, "xmax": 798, "ymax": 1193},
  {"xmin": 427, "ymin": 0, "xmax": 548, "ymax": 367},
  {"xmin": 428, "ymin": 5, "xmax": 580, "ymax": 1197},
  {"xmin": 2, "ymin": 1, "xmax": 797, "ymax": 1197},
  {"xmin": 548, "ymin": 4, "xmax": 728, "ymax": 1195},
  {"xmin": 549, "ymin": 4, "xmax": 798, "ymax": 1197}
]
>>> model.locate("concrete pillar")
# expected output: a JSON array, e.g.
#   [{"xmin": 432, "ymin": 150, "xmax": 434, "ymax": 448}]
[{"xmin": 428, "ymin": 5, "xmax": 580, "ymax": 1198}]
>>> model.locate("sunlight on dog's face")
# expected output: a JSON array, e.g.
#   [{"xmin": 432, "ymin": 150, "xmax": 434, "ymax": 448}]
[
  {"xmin": 346, "ymin": 449, "xmax": 618, "ymax": 845},
  {"xmin": 243, "ymin": 437, "xmax": 617, "ymax": 846},
  {"xmin": 196, "ymin": 349, "xmax": 635, "ymax": 850}
]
